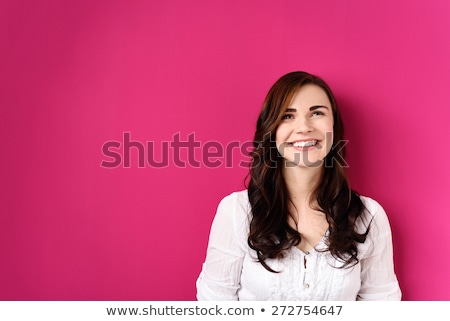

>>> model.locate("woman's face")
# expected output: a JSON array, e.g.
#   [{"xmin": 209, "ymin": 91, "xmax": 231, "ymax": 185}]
[{"xmin": 275, "ymin": 84, "xmax": 334, "ymax": 168}]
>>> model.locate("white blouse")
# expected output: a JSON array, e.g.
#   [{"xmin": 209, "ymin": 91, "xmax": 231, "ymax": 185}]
[{"xmin": 196, "ymin": 190, "xmax": 401, "ymax": 301}]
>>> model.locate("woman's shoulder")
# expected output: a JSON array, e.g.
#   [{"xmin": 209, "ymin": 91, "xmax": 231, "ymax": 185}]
[
  {"xmin": 219, "ymin": 189, "xmax": 248, "ymax": 202},
  {"xmin": 213, "ymin": 189, "xmax": 251, "ymax": 235},
  {"xmin": 217, "ymin": 189, "xmax": 250, "ymax": 214},
  {"xmin": 358, "ymin": 194, "xmax": 392, "ymax": 235},
  {"xmin": 359, "ymin": 195, "xmax": 385, "ymax": 216}
]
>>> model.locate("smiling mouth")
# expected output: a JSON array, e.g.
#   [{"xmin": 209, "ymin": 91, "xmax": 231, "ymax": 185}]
[{"xmin": 291, "ymin": 140, "xmax": 318, "ymax": 147}]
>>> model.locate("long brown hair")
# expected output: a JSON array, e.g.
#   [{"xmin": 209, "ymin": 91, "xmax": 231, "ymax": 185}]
[{"xmin": 246, "ymin": 71, "xmax": 369, "ymax": 272}]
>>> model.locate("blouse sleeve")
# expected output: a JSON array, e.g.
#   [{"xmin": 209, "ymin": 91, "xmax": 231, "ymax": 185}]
[
  {"xmin": 196, "ymin": 192, "xmax": 248, "ymax": 300},
  {"xmin": 357, "ymin": 198, "xmax": 402, "ymax": 301}
]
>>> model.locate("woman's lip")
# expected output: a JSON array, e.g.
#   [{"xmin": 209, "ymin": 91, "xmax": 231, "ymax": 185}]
[
  {"xmin": 289, "ymin": 139, "xmax": 320, "ymax": 143},
  {"xmin": 291, "ymin": 145, "xmax": 318, "ymax": 150},
  {"xmin": 287, "ymin": 140, "xmax": 320, "ymax": 146},
  {"xmin": 286, "ymin": 140, "xmax": 321, "ymax": 150}
]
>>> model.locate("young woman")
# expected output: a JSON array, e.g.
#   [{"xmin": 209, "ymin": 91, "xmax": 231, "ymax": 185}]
[{"xmin": 196, "ymin": 71, "xmax": 401, "ymax": 300}]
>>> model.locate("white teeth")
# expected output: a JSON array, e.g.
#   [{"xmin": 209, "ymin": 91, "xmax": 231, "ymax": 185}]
[{"xmin": 293, "ymin": 140, "xmax": 317, "ymax": 147}]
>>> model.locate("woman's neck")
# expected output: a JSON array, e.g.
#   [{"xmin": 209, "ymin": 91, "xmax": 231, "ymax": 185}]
[{"xmin": 282, "ymin": 163, "xmax": 323, "ymax": 204}]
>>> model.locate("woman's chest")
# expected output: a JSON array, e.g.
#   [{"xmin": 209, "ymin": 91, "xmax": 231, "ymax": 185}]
[{"xmin": 238, "ymin": 249, "xmax": 362, "ymax": 300}]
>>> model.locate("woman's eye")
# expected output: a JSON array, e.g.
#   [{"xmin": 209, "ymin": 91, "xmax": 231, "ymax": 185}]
[
  {"xmin": 282, "ymin": 114, "xmax": 293, "ymax": 120},
  {"xmin": 312, "ymin": 111, "xmax": 324, "ymax": 117}
]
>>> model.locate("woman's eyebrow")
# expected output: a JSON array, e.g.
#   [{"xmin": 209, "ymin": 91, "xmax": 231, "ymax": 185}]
[
  {"xmin": 309, "ymin": 105, "xmax": 329, "ymax": 111},
  {"xmin": 285, "ymin": 108, "xmax": 297, "ymax": 112}
]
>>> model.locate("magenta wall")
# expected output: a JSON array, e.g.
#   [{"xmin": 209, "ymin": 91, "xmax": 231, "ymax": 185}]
[{"xmin": 1, "ymin": 0, "xmax": 449, "ymax": 301}]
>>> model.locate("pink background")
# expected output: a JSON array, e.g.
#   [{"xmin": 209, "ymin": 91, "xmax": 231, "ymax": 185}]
[{"xmin": 1, "ymin": 0, "xmax": 450, "ymax": 301}]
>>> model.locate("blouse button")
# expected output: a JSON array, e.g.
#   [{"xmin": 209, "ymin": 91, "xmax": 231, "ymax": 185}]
[
  {"xmin": 305, "ymin": 251, "xmax": 310, "ymax": 255},
  {"xmin": 305, "ymin": 284, "xmax": 310, "ymax": 289}
]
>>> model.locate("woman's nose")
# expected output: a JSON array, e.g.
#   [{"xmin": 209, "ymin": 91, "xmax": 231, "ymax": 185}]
[{"xmin": 295, "ymin": 117, "xmax": 313, "ymax": 133}]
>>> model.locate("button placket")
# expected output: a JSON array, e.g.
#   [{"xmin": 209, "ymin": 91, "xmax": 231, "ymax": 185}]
[{"xmin": 303, "ymin": 251, "xmax": 311, "ymax": 289}]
